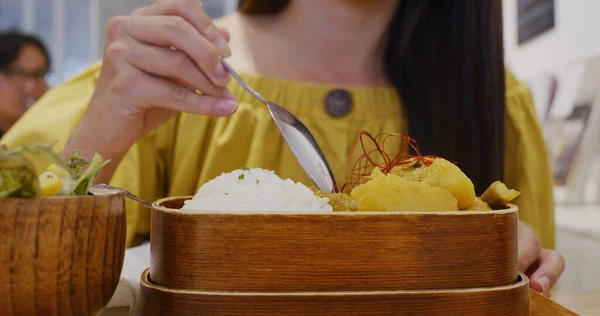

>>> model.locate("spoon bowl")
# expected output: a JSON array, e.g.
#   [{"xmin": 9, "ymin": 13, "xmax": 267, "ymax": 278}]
[{"xmin": 219, "ymin": 57, "xmax": 337, "ymax": 193}]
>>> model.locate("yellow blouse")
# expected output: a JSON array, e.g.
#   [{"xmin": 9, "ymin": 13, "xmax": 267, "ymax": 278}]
[{"xmin": 1, "ymin": 62, "xmax": 555, "ymax": 249}]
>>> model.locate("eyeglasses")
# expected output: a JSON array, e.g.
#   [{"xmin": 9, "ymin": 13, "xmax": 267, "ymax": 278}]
[{"xmin": 2, "ymin": 67, "xmax": 48, "ymax": 82}]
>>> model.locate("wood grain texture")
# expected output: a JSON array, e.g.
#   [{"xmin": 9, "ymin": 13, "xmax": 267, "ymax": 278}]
[
  {"xmin": 529, "ymin": 289, "xmax": 578, "ymax": 315},
  {"xmin": 151, "ymin": 197, "xmax": 518, "ymax": 292},
  {"xmin": 0, "ymin": 194, "xmax": 127, "ymax": 316},
  {"xmin": 136, "ymin": 269, "xmax": 530, "ymax": 316}
]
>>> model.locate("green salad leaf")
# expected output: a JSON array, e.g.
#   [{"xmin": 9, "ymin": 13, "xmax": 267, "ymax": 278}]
[
  {"xmin": 0, "ymin": 143, "xmax": 109, "ymax": 199},
  {"xmin": 72, "ymin": 153, "xmax": 110, "ymax": 196},
  {"xmin": 0, "ymin": 146, "xmax": 40, "ymax": 198},
  {"xmin": 9, "ymin": 142, "xmax": 64, "ymax": 175},
  {"xmin": 65, "ymin": 149, "xmax": 89, "ymax": 178}
]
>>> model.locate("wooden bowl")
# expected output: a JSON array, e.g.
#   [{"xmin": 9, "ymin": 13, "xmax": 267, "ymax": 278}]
[
  {"xmin": 136, "ymin": 268, "xmax": 530, "ymax": 316},
  {"xmin": 150, "ymin": 197, "xmax": 518, "ymax": 292},
  {"xmin": 0, "ymin": 194, "xmax": 127, "ymax": 316}
]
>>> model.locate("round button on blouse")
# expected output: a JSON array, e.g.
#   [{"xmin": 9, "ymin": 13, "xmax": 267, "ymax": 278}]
[{"xmin": 324, "ymin": 89, "xmax": 353, "ymax": 117}]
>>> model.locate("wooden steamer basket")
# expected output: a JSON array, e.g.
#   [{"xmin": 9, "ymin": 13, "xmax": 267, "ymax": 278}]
[
  {"xmin": 138, "ymin": 269, "xmax": 529, "ymax": 316},
  {"xmin": 150, "ymin": 197, "xmax": 518, "ymax": 292},
  {"xmin": 0, "ymin": 194, "xmax": 127, "ymax": 316},
  {"xmin": 138, "ymin": 196, "xmax": 527, "ymax": 315}
]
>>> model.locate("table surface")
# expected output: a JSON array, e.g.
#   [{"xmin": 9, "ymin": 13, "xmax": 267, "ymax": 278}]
[
  {"xmin": 553, "ymin": 290, "xmax": 600, "ymax": 315},
  {"xmin": 101, "ymin": 307, "xmax": 129, "ymax": 316},
  {"xmin": 99, "ymin": 290, "xmax": 600, "ymax": 316}
]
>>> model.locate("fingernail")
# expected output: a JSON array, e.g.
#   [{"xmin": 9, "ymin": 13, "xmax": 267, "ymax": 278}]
[
  {"xmin": 213, "ymin": 63, "xmax": 229, "ymax": 80},
  {"xmin": 537, "ymin": 276, "xmax": 550, "ymax": 294},
  {"xmin": 215, "ymin": 36, "xmax": 231, "ymax": 57},
  {"xmin": 215, "ymin": 100, "xmax": 238, "ymax": 115},
  {"xmin": 204, "ymin": 24, "xmax": 217, "ymax": 42}
]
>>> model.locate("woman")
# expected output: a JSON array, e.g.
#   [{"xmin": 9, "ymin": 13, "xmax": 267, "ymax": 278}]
[
  {"xmin": 0, "ymin": 31, "xmax": 50, "ymax": 135},
  {"xmin": 1, "ymin": 0, "xmax": 564, "ymax": 295}
]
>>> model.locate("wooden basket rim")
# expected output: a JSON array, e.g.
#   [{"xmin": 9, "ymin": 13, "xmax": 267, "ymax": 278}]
[
  {"xmin": 0, "ymin": 193, "xmax": 123, "ymax": 203},
  {"xmin": 140, "ymin": 269, "xmax": 528, "ymax": 296},
  {"xmin": 152, "ymin": 196, "xmax": 518, "ymax": 216}
]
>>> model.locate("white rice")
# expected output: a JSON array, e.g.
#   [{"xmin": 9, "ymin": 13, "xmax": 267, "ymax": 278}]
[{"xmin": 181, "ymin": 168, "xmax": 333, "ymax": 213}]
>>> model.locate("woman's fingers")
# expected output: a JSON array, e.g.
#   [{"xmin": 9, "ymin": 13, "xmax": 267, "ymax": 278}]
[
  {"xmin": 134, "ymin": 0, "xmax": 231, "ymax": 57},
  {"xmin": 105, "ymin": 62, "xmax": 237, "ymax": 116},
  {"xmin": 126, "ymin": 70, "xmax": 238, "ymax": 116},
  {"xmin": 516, "ymin": 221, "xmax": 565, "ymax": 297},
  {"xmin": 125, "ymin": 40, "xmax": 224, "ymax": 96},
  {"xmin": 528, "ymin": 249, "xmax": 566, "ymax": 296},
  {"xmin": 107, "ymin": 15, "xmax": 229, "ymax": 87},
  {"xmin": 68, "ymin": 0, "xmax": 238, "ymax": 174},
  {"xmin": 517, "ymin": 221, "xmax": 542, "ymax": 272},
  {"xmin": 217, "ymin": 25, "xmax": 231, "ymax": 42}
]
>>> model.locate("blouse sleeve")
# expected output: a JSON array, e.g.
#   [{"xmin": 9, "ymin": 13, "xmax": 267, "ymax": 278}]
[
  {"xmin": 504, "ymin": 72, "xmax": 555, "ymax": 249},
  {"xmin": 0, "ymin": 62, "xmax": 172, "ymax": 248}
]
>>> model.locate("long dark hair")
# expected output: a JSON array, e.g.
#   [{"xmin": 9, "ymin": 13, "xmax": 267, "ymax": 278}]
[
  {"xmin": 0, "ymin": 30, "xmax": 51, "ymax": 71},
  {"xmin": 238, "ymin": 0, "xmax": 505, "ymax": 194}
]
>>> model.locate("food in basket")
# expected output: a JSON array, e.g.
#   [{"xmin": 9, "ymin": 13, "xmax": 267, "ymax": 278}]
[
  {"xmin": 0, "ymin": 143, "xmax": 109, "ymax": 198},
  {"xmin": 480, "ymin": 181, "xmax": 522, "ymax": 210},
  {"xmin": 389, "ymin": 157, "xmax": 475, "ymax": 209},
  {"xmin": 327, "ymin": 131, "xmax": 520, "ymax": 211},
  {"xmin": 182, "ymin": 130, "xmax": 520, "ymax": 213},
  {"xmin": 350, "ymin": 167, "xmax": 460, "ymax": 212},
  {"xmin": 181, "ymin": 168, "xmax": 333, "ymax": 213}
]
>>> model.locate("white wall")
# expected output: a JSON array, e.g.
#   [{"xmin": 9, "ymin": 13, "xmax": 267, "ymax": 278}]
[{"xmin": 503, "ymin": 0, "xmax": 600, "ymax": 81}]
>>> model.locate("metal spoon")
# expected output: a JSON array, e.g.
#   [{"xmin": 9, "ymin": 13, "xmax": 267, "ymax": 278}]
[
  {"xmin": 219, "ymin": 57, "xmax": 337, "ymax": 193},
  {"xmin": 148, "ymin": 0, "xmax": 336, "ymax": 193},
  {"xmin": 90, "ymin": 184, "xmax": 153, "ymax": 209}
]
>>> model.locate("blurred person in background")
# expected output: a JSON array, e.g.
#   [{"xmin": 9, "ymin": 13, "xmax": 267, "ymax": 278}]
[
  {"xmin": 0, "ymin": 31, "xmax": 50, "ymax": 135},
  {"xmin": 2, "ymin": 0, "xmax": 564, "ymax": 296}
]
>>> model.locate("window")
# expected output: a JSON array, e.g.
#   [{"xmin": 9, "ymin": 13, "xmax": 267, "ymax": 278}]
[
  {"xmin": 65, "ymin": 0, "xmax": 91, "ymax": 80},
  {"xmin": 0, "ymin": 0, "xmax": 238, "ymax": 85},
  {"xmin": 0, "ymin": 1, "xmax": 21, "ymax": 30},
  {"xmin": 34, "ymin": 0, "xmax": 53, "ymax": 49}
]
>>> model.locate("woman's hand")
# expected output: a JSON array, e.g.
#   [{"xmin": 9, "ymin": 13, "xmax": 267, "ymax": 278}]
[
  {"xmin": 517, "ymin": 220, "xmax": 565, "ymax": 296},
  {"xmin": 65, "ymin": 0, "xmax": 237, "ymax": 181}
]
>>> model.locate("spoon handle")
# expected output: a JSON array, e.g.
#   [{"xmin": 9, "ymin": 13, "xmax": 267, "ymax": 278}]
[
  {"xmin": 219, "ymin": 57, "xmax": 267, "ymax": 104},
  {"xmin": 90, "ymin": 184, "xmax": 153, "ymax": 209}
]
